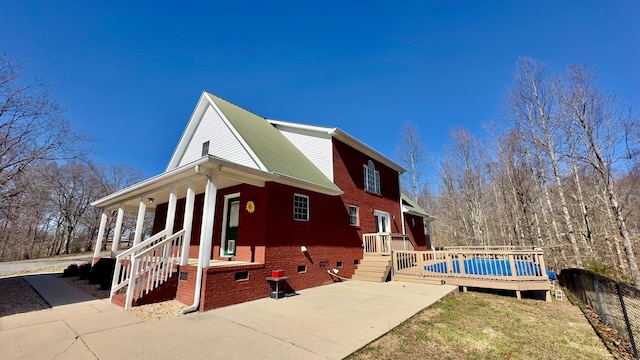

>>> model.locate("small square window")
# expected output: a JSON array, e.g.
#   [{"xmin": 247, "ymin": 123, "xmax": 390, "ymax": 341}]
[
  {"xmin": 234, "ymin": 271, "xmax": 249, "ymax": 281},
  {"xmin": 336, "ymin": 261, "xmax": 343, "ymax": 268},
  {"xmin": 349, "ymin": 205, "xmax": 359, "ymax": 226},
  {"xmin": 294, "ymin": 194, "xmax": 309, "ymax": 221},
  {"xmin": 354, "ymin": 259, "xmax": 359, "ymax": 265},
  {"xmin": 297, "ymin": 265, "xmax": 307, "ymax": 273},
  {"xmin": 202, "ymin": 141, "xmax": 210, "ymax": 157}
]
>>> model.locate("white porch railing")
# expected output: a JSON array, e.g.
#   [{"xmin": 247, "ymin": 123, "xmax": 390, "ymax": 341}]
[{"xmin": 110, "ymin": 229, "xmax": 185, "ymax": 310}]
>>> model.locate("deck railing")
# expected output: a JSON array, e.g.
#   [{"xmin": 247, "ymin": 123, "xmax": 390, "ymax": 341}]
[
  {"xmin": 442, "ymin": 245, "xmax": 538, "ymax": 251},
  {"xmin": 363, "ymin": 233, "xmax": 391, "ymax": 255},
  {"xmin": 393, "ymin": 247, "xmax": 549, "ymax": 283},
  {"xmin": 110, "ymin": 229, "xmax": 185, "ymax": 310},
  {"xmin": 363, "ymin": 233, "xmax": 416, "ymax": 255}
]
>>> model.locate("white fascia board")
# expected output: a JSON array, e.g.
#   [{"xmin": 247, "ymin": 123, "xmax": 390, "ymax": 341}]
[
  {"xmin": 166, "ymin": 92, "xmax": 210, "ymax": 171},
  {"xmin": 267, "ymin": 119, "xmax": 336, "ymax": 135},
  {"xmin": 401, "ymin": 205, "xmax": 436, "ymax": 220},
  {"xmin": 331, "ymin": 129, "xmax": 406, "ymax": 174},
  {"xmin": 272, "ymin": 172, "xmax": 344, "ymax": 197},
  {"xmin": 205, "ymin": 93, "xmax": 267, "ymax": 171},
  {"xmin": 93, "ymin": 156, "xmax": 212, "ymax": 209},
  {"xmin": 92, "ymin": 155, "xmax": 342, "ymax": 210}
]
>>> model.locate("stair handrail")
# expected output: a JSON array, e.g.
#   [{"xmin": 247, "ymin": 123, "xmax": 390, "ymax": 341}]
[
  {"xmin": 123, "ymin": 229, "xmax": 186, "ymax": 310},
  {"xmin": 110, "ymin": 230, "xmax": 168, "ymax": 299}
]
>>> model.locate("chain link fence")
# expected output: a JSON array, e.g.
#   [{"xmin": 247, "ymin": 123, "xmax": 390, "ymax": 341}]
[{"xmin": 559, "ymin": 269, "xmax": 639, "ymax": 359}]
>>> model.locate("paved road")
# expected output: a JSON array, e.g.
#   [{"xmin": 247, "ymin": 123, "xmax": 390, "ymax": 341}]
[{"xmin": 0, "ymin": 252, "xmax": 108, "ymax": 278}]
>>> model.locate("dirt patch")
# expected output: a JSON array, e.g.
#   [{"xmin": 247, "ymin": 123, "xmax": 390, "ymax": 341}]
[{"xmin": 0, "ymin": 277, "xmax": 50, "ymax": 317}]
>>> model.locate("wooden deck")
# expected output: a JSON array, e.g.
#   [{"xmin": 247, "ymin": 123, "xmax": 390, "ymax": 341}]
[{"xmin": 391, "ymin": 247, "xmax": 552, "ymax": 301}]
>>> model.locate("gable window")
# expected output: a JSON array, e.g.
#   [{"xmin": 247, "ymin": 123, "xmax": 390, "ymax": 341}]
[
  {"xmin": 363, "ymin": 160, "xmax": 380, "ymax": 194},
  {"xmin": 294, "ymin": 194, "xmax": 309, "ymax": 221},
  {"xmin": 349, "ymin": 205, "xmax": 359, "ymax": 226},
  {"xmin": 201, "ymin": 141, "xmax": 210, "ymax": 157}
]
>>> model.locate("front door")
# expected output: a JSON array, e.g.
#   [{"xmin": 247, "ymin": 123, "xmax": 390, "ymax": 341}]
[
  {"xmin": 223, "ymin": 196, "xmax": 240, "ymax": 256},
  {"xmin": 374, "ymin": 210, "xmax": 390, "ymax": 233}
]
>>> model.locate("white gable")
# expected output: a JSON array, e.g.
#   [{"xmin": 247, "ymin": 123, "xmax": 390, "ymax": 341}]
[
  {"xmin": 271, "ymin": 122, "xmax": 334, "ymax": 181},
  {"xmin": 177, "ymin": 104, "xmax": 260, "ymax": 169}
]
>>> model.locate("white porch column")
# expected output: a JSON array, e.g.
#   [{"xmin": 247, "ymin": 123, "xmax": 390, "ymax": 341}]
[
  {"xmin": 199, "ymin": 175, "xmax": 218, "ymax": 267},
  {"xmin": 165, "ymin": 186, "xmax": 178, "ymax": 236},
  {"xmin": 111, "ymin": 206, "xmax": 125, "ymax": 258},
  {"xmin": 133, "ymin": 197, "xmax": 147, "ymax": 246},
  {"xmin": 93, "ymin": 210, "xmax": 108, "ymax": 265},
  {"xmin": 180, "ymin": 181, "xmax": 196, "ymax": 265}
]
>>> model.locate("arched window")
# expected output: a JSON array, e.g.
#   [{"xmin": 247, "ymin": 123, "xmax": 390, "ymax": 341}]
[{"xmin": 363, "ymin": 160, "xmax": 380, "ymax": 193}]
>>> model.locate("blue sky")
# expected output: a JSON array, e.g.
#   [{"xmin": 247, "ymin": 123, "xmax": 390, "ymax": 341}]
[{"xmin": 1, "ymin": 1, "xmax": 638, "ymax": 185}]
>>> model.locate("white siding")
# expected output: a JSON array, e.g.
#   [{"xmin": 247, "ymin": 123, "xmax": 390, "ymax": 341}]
[
  {"xmin": 276, "ymin": 126, "xmax": 334, "ymax": 181},
  {"xmin": 178, "ymin": 105, "xmax": 259, "ymax": 169}
]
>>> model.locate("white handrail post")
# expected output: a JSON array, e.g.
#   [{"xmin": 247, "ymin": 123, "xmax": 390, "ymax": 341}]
[{"xmin": 125, "ymin": 256, "xmax": 138, "ymax": 310}]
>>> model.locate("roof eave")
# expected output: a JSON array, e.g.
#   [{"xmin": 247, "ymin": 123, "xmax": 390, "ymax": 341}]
[{"xmin": 331, "ymin": 129, "xmax": 405, "ymax": 173}]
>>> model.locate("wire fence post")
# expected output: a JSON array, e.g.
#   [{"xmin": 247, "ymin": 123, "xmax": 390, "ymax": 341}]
[{"xmin": 616, "ymin": 283, "xmax": 638, "ymax": 359}]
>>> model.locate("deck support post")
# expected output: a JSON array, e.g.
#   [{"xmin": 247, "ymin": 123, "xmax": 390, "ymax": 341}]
[
  {"xmin": 111, "ymin": 206, "xmax": 125, "ymax": 258},
  {"xmin": 515, "ymin": 290, "xmax": 521, "ymax": 300}
]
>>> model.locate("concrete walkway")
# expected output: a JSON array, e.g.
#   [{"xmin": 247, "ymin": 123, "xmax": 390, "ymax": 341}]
[{"xmin": 0, "ymin": 275, "xmax": 456, "ymax": 360}]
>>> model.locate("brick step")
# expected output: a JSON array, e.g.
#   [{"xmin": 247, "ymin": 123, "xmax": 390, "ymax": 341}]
[{"xmin": 111, "ymin": 271, "xmax": 179, "ymax": 308}]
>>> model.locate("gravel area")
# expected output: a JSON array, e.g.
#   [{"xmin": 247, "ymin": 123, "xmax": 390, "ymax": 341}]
[
  {"xmin": 0, "ymin": 259, "xmax": 186, "ymax": 321},
  {"xmin": 56, "ymin": 273, "xmax": 186, "ymax": 321},
  {"xmin": 0, "ymin": 277, "xmax": 50, "ymax": 317}
]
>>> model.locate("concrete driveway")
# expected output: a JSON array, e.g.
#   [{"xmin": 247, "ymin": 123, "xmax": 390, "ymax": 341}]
[{"xmin": 0, "ymin": 275, "xmax": 456, "ymax": 359}]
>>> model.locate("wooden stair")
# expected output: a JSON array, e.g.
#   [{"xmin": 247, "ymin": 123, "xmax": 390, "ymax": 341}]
[{"xmin": 353, "ymin": 254, "xmax": 393, "ymax": 282}]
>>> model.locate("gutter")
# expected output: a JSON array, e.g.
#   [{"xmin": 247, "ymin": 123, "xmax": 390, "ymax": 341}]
[{"xmin": 181, "ymin": 164, "xmax": 210, "ymax": 314}]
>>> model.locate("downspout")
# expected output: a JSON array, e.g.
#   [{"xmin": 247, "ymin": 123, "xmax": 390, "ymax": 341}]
[{"xmin": 182, "ymin": 164, "xmax": 212, "ymax": 314}]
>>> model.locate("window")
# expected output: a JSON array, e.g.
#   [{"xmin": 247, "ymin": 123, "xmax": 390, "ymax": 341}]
[
  {"xmin": 234, "ymin": 271, "xmax": 249, "ymax": 281},
  {"xmin": 201, "ymin": 141, "xmax": 210, "ymax": 156},
  {"xmin": 336, "ymin": 261, "xmax": 343, "ymax": 268},
  {"xmin": 363, "ymin": 160, "xmax": 380, "ymax": 193},
  {"xmin": 293, "ymin": 194, "xmax": 309, "ymax": 221},
  {"xmin": 349, "ymin": 205, "xmax": 359, "ymax": 226},
  {"xmin": 297, "ymin": 265, "xmax": 307, "ymax": 273}
]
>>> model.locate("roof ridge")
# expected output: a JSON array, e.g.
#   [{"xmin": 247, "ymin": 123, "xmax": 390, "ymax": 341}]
[{"xmin": 205, "ymin": 91, "xmax": 267, "ymax": 120}]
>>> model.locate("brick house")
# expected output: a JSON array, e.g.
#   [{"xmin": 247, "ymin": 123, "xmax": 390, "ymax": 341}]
[{"xmin": 91, "ymin": 92, "xmax": 434, "ymax": 311}]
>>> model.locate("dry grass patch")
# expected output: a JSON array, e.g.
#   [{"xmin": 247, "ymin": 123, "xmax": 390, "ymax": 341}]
[{"xmin": 348, "ymin": 291, "xmax": 612, "ymax": 360}]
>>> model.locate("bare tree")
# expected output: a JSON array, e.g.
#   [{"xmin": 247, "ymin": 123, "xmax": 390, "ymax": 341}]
[
  {"xmin": 559, "ymin": 64, "xmax": 640, "ymax": 287},
  {"xmin": 397, "ymin": 122, "xmax": 429, "ymax": 203},
  {"xmin": 0, "ymin": 54, "xmax": 86, "ymax": 205}
]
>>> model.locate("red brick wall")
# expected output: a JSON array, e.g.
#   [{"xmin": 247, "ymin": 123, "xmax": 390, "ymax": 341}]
[
  {"xmin": 262, "ymin": 182, "xmax": 363, "ymax": 292},
  {"xmin": 176, "ymin": 265, "xmax": 198, "ymax": 305},
  {"xmin": 404, "ymin": 214, "xmax": 428, "ymax": 251},
  {"xmin": 199, "ymin": 263, "xmax": 266, "ymax": 311},
  {"xmin": 211, "ymin": 184, "xmax": 267, "ymax": 262},
  {"xmin": 332, "ymin": 138, "xmax": 403, "ymax": 236}
]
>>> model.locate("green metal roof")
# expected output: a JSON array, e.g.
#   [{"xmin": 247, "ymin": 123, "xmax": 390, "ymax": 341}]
[
  {"xmin": 206, "ymin": 92, "xmax": 341, "ymax": 193},
  {"xmin": 401, "ymin": 193, "xmax": 431, "ymax": 217}
]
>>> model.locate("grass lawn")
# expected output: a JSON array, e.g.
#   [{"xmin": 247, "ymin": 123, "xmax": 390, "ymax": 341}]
[{"xmin": 347, "ymin": 291, "xmax": 612, "ymax": 360}]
